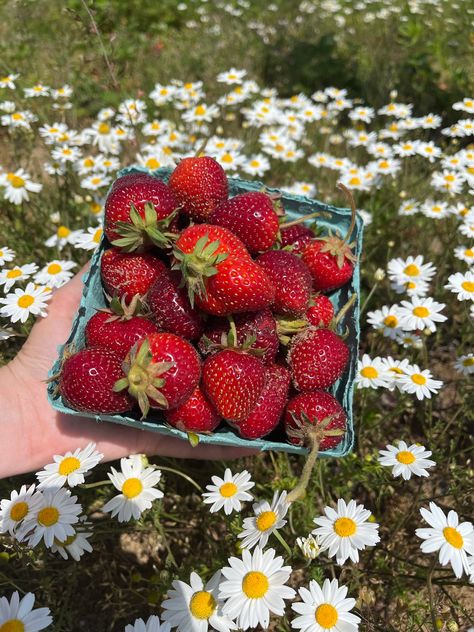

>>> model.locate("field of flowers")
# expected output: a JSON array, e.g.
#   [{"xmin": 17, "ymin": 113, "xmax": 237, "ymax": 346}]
[{"xmin": 0, "ymin": 0, "xmax": 473, "ymax": 631}]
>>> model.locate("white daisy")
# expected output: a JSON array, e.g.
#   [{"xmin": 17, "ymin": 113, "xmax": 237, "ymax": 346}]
[
  {"xmin": 366, "ymin": 305, "xmax": 402, "ymax": 339},
  {"xmin": 445, "ymin": 271, "xmax": 474, "ymax": 301},
  {"xmin": 0, "ymin": 74, "xmax": 19, "ymax": 89},
  {"xmin": 459, "ymin": 220, "xmax": 474, "ymax": 239},
  {"xmin": 454, "ymin": 353, "xmax": 474, "ymax": 375},
  {"xmin": 431, "ymin": 170, "xmax": 465, "ymax": 194},
  {"xmin": 34, "ymin": 260, "xmax": 77, "ymax": 288},
  {"xmin": 416, "ymin": 503, "xmax": 474, "ymax": 578},
  {"xmin": 102, "ymin": 454, "xmax": 164, "ymax": 522},
  {"xmin": 50, "ymin": 517, "xmax": 93, "ymax": 561},
  {"xmin": 238, "ymin": 490, "xmax": 289, "ymax": 550},
  {"xmin": 125, "ymin": 615, "xmax": 171, "ymax": 632},
  {"xmin": 390, "ymin": 276, "xmax": 430, "ymax": 298},
  {"xmin": 397, "ymin": 297, "xmax": 447, "ymax": 331},
  {"xmin": 219, "ymin": 546, "xmax": 296, "ymax": 631},
  {"xmin": 24, "ymin": 84, "xmax": 50, "ymax": 97},
  {"xmin": 354, "ymin": 355, "xmax": 393, "ymax": 389},
  {"xmin": 0, "ymin": 484, "xmax": 43, "ymax": 537},
  {"xmin": 162, "ymin": 570, "xmax": 237, "ymax": 632},
  {"xmin": 44, "ymin": 225, "xmax": 81, "ymax": 250},
  {"xmin": 217, "ymin": 68, "xmax": 246, "ymax": 85},
  {"xmin": 202, "ymin": 469, "xmax": 254, "ymax": 516},
  {"xmin": 387, "ymin": 255, "xmax": 436, "ymax": 287},
  {"xmin": 73, "ymin": 225, "xmax": 103, "ymax": 250},
  {"xmin": 81, "ymin": 173, "xmax": 112, "ymax": 191},
  {"xmin": 421, "ymin": 200, "xmax": 451, "ymax": 219},
  {"xmin": 296, "ymin": 534, "xmax": 321, "ymax": 560},
  {"xmin": 0, "ymin": 592, "xmax": 52, "ymax": 631},
  {"xmin": 379, "ymin": 357, "xmax": 412, "ymax": 391},
  {"xmin": 395, "ymin": 332, "xmax": 424, "ymax": 349},
  {"xmin": 182, "ymin": 103, "xmax": 219, "ymax": 124},
  {"xmin": 378, "ymin": 441, "xmax": 435, "ymax": 480},
  {"xmin": 241, "ymin": 154, "xmax": 270, "ymax": 177},
  {"xmin": 0, "ymin": 246, "xmax": 15, "ymax": 266},
  {"xmin": 0, "ymin": 282, "xmax": 52, "ymax": 323},
  {"xmin": 36, "ymin": 443, "xmax": 104, "ymax": 489},
  {"xmin": 0, "ymin": 263, "xmax": 38, "ymax": 292},
  {"xmin": 416, "ymin": 141, "xmax": 441, "ymax": 162},
  {"xmin": 397, "ymin": 365, "xmax": 443, "ymax": 400},
  {"xmin": 454, "ymin": 245, "xmax": 474, "ymax": 266},
  {"xmin": 291, "ymin": 578, "xmax": 360, "ymax": 632},
  {"xmin": 312, "ymin": 499, "xmax": 380, "ymax": 566},
  {"xmin": 398, "ymin": 200, "xmax": 419, "ymax": 216},
  {"xmin": 0, "ymin": 169, "xmax": 42, "ymax": 204},
  {"xmin": 453, "ymin": 98, "xmax": 474, "ymax": 113}
]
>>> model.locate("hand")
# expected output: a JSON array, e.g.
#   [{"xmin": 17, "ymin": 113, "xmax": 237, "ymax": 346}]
[{"xmin": 0, "ymin": 265, "xmax": 256, "ymax": 478}]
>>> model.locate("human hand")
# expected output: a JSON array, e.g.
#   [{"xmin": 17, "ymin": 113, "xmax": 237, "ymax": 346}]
[{"xmin": 0, "ymin": 265, "xmax": 256, "ymax": 478}]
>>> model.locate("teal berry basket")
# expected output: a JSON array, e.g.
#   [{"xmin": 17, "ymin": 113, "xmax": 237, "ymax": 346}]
[{"xmin": 47, "ymin": 166, "xmax": 363, "ymax": 456}]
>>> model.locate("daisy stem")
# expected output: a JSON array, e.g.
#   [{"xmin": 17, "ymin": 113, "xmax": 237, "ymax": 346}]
[
  {"xmin": 360, "ymin": 281, "xmax": 379, "ymax": 316},
  {"xmin": 287, "ymin": 432, "xmax": 321, "ymax": 503},
  {"xmin": 333, "ymin": 293, "xmax": 357, "ymax": 328},
  {"xmin": 426, "ymin": 556, "xmax": 438, "ymax": 632},
  {"xmin": 79, "ymin": 480, "xmax": 113, "ymax": 489},
  {"xmin": 273, "ymin": 527, "xmax": 293, "ymax": 558},
  {"xmin": 156, "ymin": 465, "xmax": 203, "ymax": 493}
]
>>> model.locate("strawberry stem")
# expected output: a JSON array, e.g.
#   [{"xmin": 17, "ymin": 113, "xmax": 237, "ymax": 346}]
[
  {"xmin": 336, "ymin": 182, "xmax": 357, "ymax": 245},
  {"xmin": 287, "ymin": 430, "xmax": 321, "ymax": 503},
  {"xmin": 280, "ymin": 211, "xmax": 321, "ymax": 228},
  {"xmin": 333, "ymin": 293, "xmax": 357, "ymax": 328}
]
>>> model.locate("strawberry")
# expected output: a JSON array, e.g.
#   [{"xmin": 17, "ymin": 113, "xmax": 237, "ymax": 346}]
[
  {"xmin": 59, "ymin": 348, "xmax": 132, "ymax": 414},
  {"xmin": 146, "ymin": 269, "xmax": 204, "ymax": 340},
  {"xmin": 198, "ymin": 309, "xmax": 279, "ymax": 365},
  {"xmin": 288, "ymin": 328, "xmax": 349, "ymax": 390},
  {"xmin": 306, "ymin": 294, "xmax": 334, "ymax": 327},
  {"xmin": 202, "ymin": 349, "xmax": 265, "ymax": 422},
  {"xmin": 165, "ymin": 385, "xmax": 221, "ymax": 433},
  {"xmin": 280, "ymin": 224, "xmax": 314, "ymax": 254},
  {"xmin": 284, "ymin": 390, "xmax": 346, "ymax": 451},
  {"xmin": 302, "ymin": 238, "xmax": 355, "ymax": 292},
  {"xmin": 100, "ymin": 248, "xmax": 167, "ymax": 302},
  {"xmin": 256, "ymin": 250, "xmax": 312, "ymax": 317},
  {"xmin": 104, "ymin": 173, "xmax": 178, "ymax": 251},
  {"xmin": 211, "ymin": 191, "xmax": 280, "ymax": 254},
  {"xmin": 230, "ymin": 364, "xmax": 290, "ymax": 439},
  {"xmin": 115, "ymin": 333, "xmax": 201, "ymax": 417},
  {"xmin": 168, "ymin": 156, "xmax": 228, "ymax": 222}
]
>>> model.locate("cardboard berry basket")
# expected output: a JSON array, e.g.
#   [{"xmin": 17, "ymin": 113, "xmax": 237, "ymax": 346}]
[{"xmin": 47, "ymin": 166, "xmax": 363, "ymax": 456}]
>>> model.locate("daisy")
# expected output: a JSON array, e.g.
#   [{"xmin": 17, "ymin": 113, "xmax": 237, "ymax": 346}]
[
  {"xmin": 0, "ymin": 484, "xmax": 43, "ymax": 536},
  {"xmin": 150, "ymin": 83, "xmax": 177, "ymax": 106},
  {"xmin": 38, "ymin": 122, "xmax": 69, "ymax": 144},
  {"xmin": 24, "ymin": 84, "xmax": 50, "ymax": 97},
  {"xmin": 419, "ymin": 113, "xmax": 442, "ymax": 129},
  {"xmin": 162, "ymin": 570, "xmax": 237, "ymax": 632},
  {"xmin": 445, "ymin": 271, "xmax": 474, "ymax": 301},
  {"xmin": 388, "ymin": 255, "xmax": 436, "ymax": 287},
  {"xmin": 241, "ymin": 154, "xmax": 270, "ymax": 177},
  {"xmin": 182, "ymin": 103, "xmax": 219, "ymax": 124},
  {"xmin": 397, "ymin": 365, "xmax": 443, "ymax": 400},
  {"xmin": 1, "ymin": 109, "xmax": 37, "ymax": 130},
  {"xmin": 416, "ymin": 141, "xmax": 442, "ymax": 162},
  {"xmin": 291, "ymin": 578, "xmax": 360, "ymax": 632},
  {"xmin": 238, "ymin": 490, "xmax": 289, "ymax": 550},
  {"xmin": 0, "ymin": 263, "xmax": 38, "ymax": 292},
  {"xmin": 354, "ymin": 355, "xmax": 392, "ymax": 389},
  {"xmin": 202, "ymin": 469, "xmax": 254, "ymax": 516},
  {"xmin": 416, "ymin": 503, "xmax": 474, "ymax": 578},
  {"xmin": 0, "ymin": 282, "xmax": 51, "ymax": 323},
  {"xmin": 0, "ymin": 246, "xmax": 15, "ymax": 266},
  {"xmin": 80, "ymin": 173, "xmax": 112, "ymax": 191},
  {"xmin": 454, "ymin": 245, "xmax": 474, "ymax": 266},
  {"xmin": 348, "ymin": 105, "xmax": 375, "ymax": 123},
  {"xmin": 378, "ymin": 441, "xmax": 435, "ymax": 480},
  {"xmin": 219, "ymin": 546, "xmax": 296, "ymax": 631},
  {"xmin": 0, "ymin": 73, "xmax": 19, "ymax": 89},
  {"xmin": 52, "ymin": 85, "xmax": 73, "ymax": 99},
  {"xmin": 375, "ymin": 157, "xmax": 401, "ymax": 176},
  {"xmin": 19, "ymin": 486, "xmax": 81, "ymax": 548},
  {"xmin": 50, "ymin": 519, "xmax": 93, "ymax": 561},
  {"xmin": 393, "ymin": 140, "xmax": 419, "ymax": 157},
  {"xmin": 312, "ymin": 499, "xmax": 380, "ymax": 566},
  {"xmin": 366, "ymin": 305, "xmax": 403, "ymax": 339},
  {"xmin": 51, "ymin": 145, "xmax": 82, "ymax": 164},
  {"xmin": 36, "ymin": 443, "xmax": 104, "ymax": 489},
  {"xmin": 431, "ymin": 170, "xmax": 464, "ymax": 195},
  {"xmin": 44, "ymin": 225, "xmax": 80, "ymax": 249},
  {"xmin": 217, "ymin": 68, "xmax": 246, "ymax": 84},
  {"xmin": 459, "ymin": 220, "xmax": 474, "ymax": 239},
  {"xmin": 102, "ymin": 454, "xmax": 164, "ymax": 522},
  {"xmin": 454, "ymin": 353, "xmax": 474, "ymax": 375},
  {"xmin": 73, "ymin": 225, "xmax": 103, "ymax": 250},
  {"xmin": 398, "ymin": 200, "xmax": 419, "ymax": 216},
  {"xmin": 117, "ymin": 98, "xmax": 147, "ymax": 126},
  {"xmin": 0, "ymin": 169, "xmax": 42, "ymax": 204},
  {"xmin": 0, "ymin": 592, "xmax": 52, "ymax": 632},
  {"xmin": 284, "ymin": 182, "xmax": 317, "ymax": 197},
  {"xmin": 215, "ymin": 150, "xmax": 245, "ymax": 172},
  {"xmin": 453, "ymin": 97, "xmax": 474, "ymax": 114},
  {"xmin": 397, "ymin": 297, "xmax": 447, "ymax": 331},
  {"xmin": 296, "ymin": 534, "xmax": 321, "ymax": 560},
  {"xmin": 35, "ymin": 260, "xmax": 77, "ymax": 288},
  {"xmin": 125, "ymin": 615, "xmax": 171, "ymax": 632}
]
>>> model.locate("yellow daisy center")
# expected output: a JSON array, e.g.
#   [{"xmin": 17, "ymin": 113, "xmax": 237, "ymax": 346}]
[
  {"xmin": 464, "ymin": 249, "xmax": 473, "ymax": 257},
  {"xmin": 242, "ymin": 571, "xmax": 269, "ymax": 598},
  {"xmin": 461, "ymin": 281, "xmax": 474, "ymax": 293},
  {"xmin": 38, "ymin": 506, "xmax": 60, "ymax": 527},
  {"xmin": 58, "ymin": 456, "xmax": 81, "ymax": 476},
  {"xmin": 413, "ymin": 306, "xmax": 429, "ymax": 318},
  {"xmin": 221, "ymin": 153, "xmax": 233, "ymax": 163},
  {"xmin": 379, "ymin": 160, "xmax": 389, "ymax": 169},
  {"xmin": 384, "ymin": 315, "xmax": 398, "ymax": 327},
  {"xmin": 315, "ymin": 603, "xmax": 339, "ymax": 629},
  {"xmin": 57, "ymin": 226, "xmax": 71, "ymax": 238},
  {"xmin": 122, "ymin": 478, "xmax": 143, "ymax": 499},
  {"xmin": 333, "ymin": 517, "xmax": 357, "ymax": 537},
  {"xmin": 11, "ymin": 113, "xmax": 23, "ymax": 121},
  {"xmin": 194, "ymin": 105, "xmax": 206, "ymax": 116},
  {"xmin": 462, "ymin": 357, "xmax": 474, "ymax": 367},
  {"xmin": 6, "ymin": 269, "xmax": 22, "ymax": 279},
  {"xmin": 349, "ymin": 176, "xmax": 361, "ymax": 186},
  {"xmin": 10, "ymin": 501, "xmax": 29, "ymax": 522},
  {"xmin": 406, "ymin": 281, "xmax": 417, "ymax": 290},
  {"xmin": 396, "ymin": 451, "xmax": 416, "ymax": 464},
  {"xmin": 17, "ymin": 295, "xmax": 34, "ymax": 309},
  {"xmin": 360, "ymin": 366, "xmax": 378, "ymax": 379},
  {"xmin": 84, "ymin": 158, "xmax": 95, "ymax": 167},
  {"xmin": 411, "ymin": 374, "xmax": 426, "ymax": 385},
  {"xmin": 389, "ymin": 367, "xmax": 404, "ymax": 374},
  {"xmin": 98, "ymin": 122, "xmax": 110, "ymax": 134},
  {"xmin": 250, "ymin": 159, "xmax": 260, "ymax": 167},
  {"xmin": 47, "ymin": 263, "xmax": 62, "ymax": 275},
  {"xmin": 256, "ymin": 510, "xmax": 277, "ymax": 532},
  {"xmin": 93, "ymin": 228, "xmax": 103, "ymax": 243},
  {"xmin": 7, "ymin": 174, "xmax": 25, "ymax": 188},
  {"xmin": 189, "ymin": 591, "xmax": 216, "ymax": 620},
  {"xmin": 91, "ymin": 177, "xmax": 102, "ymax": 185},
  {"xmin": 443, "ymin": 527, "xmax": 464, "ymax": 549},
  {"xmin": 90, "ymin": 202, "xmax": 102, "ymax": 214},
  {"xmin": 445, "ymin": 175, "xmax": 455, "ymax": 182},
  {"xmin": 146, "ymin": 157, "xmax": 160, "ymax": 170},
  {"xmin": 219, "ymin": 482, "xmax": 237, "ymax": 498},
  {"xmin": 0, "ymin": 619, "xmax": 25, "ymax": 632},
  {"xmin": 404, "ymin": 264, "xmax": 420, "ymax": 276}
]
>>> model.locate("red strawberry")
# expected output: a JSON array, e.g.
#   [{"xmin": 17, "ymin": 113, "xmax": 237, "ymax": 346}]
[
  {"xmin": 284, "ymin": 390, "xmax": 346, "ymax": 451},
  {"xmin": 59, "ymin": 348, "xmax": 132, "ymax": 414},
  {"xmin": 104, "ymin": 174, "xmax": 178, "ymax": 251},
  {"xmin": 168, "ymin": 156, "xmax": 228, "ymax": 222},
  {"xmin": 302, "ymin": 238, "xmax": 355, "ymax": 292},
  {"xmin": 280, "ymin": 224, "xmax": 314, "ymax": 254},
  {"xmin": 100, "ymin": 248, "xmax": 167, "ymax": 302},
  {"xmin": 230, "ymin": 364, "xmax": 290, "ymax": 439},
  {"xmin": 174, "ymin": 223, "xmax": 248, "ymax": 262},
  {"xmin": 288, "ymin": 328, "xmax": 349, "ymax": 391},
  {"xmin": 146, "ymin": 270, "xmax": 204, "ymax": 340},
  {"xmin": 211, "ymin": 191, "xmax": 280, "ymax": 254},
  {"xmin": 199, "ymin": 309, "xmax": 279, "ymax": 365},
  {"xmin": 165, "ymin": 386, "xmax": 221, "ymax": 433},
  {"xmin": 256, "ymin": 250, "xmax": 312, "ymax": 317},
  {"xmin": 202, "ymin": 349, "xmax": 265, "ymax": 422},
  {"xmin": 115, "ymin": 333, "xmax": 201, "ymax": 417},
  {"xmin": 306, "ymin": 294, "xmax": 334, "ymax": 327}
]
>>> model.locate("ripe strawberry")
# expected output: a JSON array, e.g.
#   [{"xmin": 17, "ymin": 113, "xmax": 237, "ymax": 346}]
[
  {"xmin": 146, "ymin": 270, "xmax": 204, "ymax": 340},
  {"xmin": 284, "ymin": 390, "xmax": 346, "ymax": 451},
  {"xmin": 59, "ymin": 348, "xmax": 132, "ymax": 414},
  {"xmin": 85, "ymin": 310, "xmax": 158, "ymax": 360},
  {"xmin": 280, "ymin": 224, "xmax": 314, "ymax": 254},
  {"xmin": 256, "ymin": 250, "xmax": 312, "ymax": 317},
  {"xmin": 306, "ymin": 294, "xmax": 334, "ymax": 327},
  {"xmin": 302, "ymin": 238, "xmax": 355, "ymax": 292},
  {"xmin": 202, "ymin": 349, "xmax": 265, "ymax": 422},
  {"xmin": 100, "ymin": 248, "xmax": 167, "ymax": 302},
  {"xmin": 199, "ymin": 309, "xmax": 279, "ymax": 365},
  {"xmin": 165, "ymin": 386, "xmax": 221, "ymax": 433},
  {"xmin": 230, "ymin": 364, "xmax": 290, "ymax": 439},
  {"xmin": 288, "ymin": 328, "xmax": 349, "ymax": 390},
  {"xmin": 115, "ymin": 333, "xmax": 201, "ymax": 417},
  {"xmin": 104, "ymin": 173, "xmax": 178, "ymax": 251},
  {"xmin": 168, "ymin": 156, "xmax": 228, "ymax": 222},
  {"xmin": 211, "ymin": 191, "xmax": 280, "ymax": 254}
]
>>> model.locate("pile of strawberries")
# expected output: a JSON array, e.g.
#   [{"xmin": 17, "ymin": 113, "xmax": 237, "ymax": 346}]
[{"xmin": 56, "ymin": 157, "xmax": 358, "ymax": 451}]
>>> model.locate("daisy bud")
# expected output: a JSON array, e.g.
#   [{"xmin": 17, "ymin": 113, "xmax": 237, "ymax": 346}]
[
  {"xmin": 447, "ymin": 621, "xmax": 459, "ymax": 632},
  {"xmin": 388, "ymin": 240, "xmax": 395, "ymax": 247},
  {"xmin": 435, "ymin": 618, "xmax": 444, "ymax": 630},
  {"xmin": 374, "ymin": 268, "xmax": 385, "ymax": 281}
]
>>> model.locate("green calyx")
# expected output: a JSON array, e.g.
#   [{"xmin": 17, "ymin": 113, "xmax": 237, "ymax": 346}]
[
  {"xmin": 200, "ymin": 316, "xmax": 264, "ymax": 357},
  {"xmin": 172, "ymin": 234, "xmax": 229, "ymax": 307},
  {"xmin": 112, "ymin": 202, "xmax": 178, "ymax": 252},
  {"xmin": 113, "ymin": 339, "xmax": 175, "ymax": 419},
  {"xmin": 276, "ymin": 317, "xmax": 309, "ymax": 345},
  {"xmin": 101, "ymin": 293, "xmax": 147, "ymax": 322}
]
